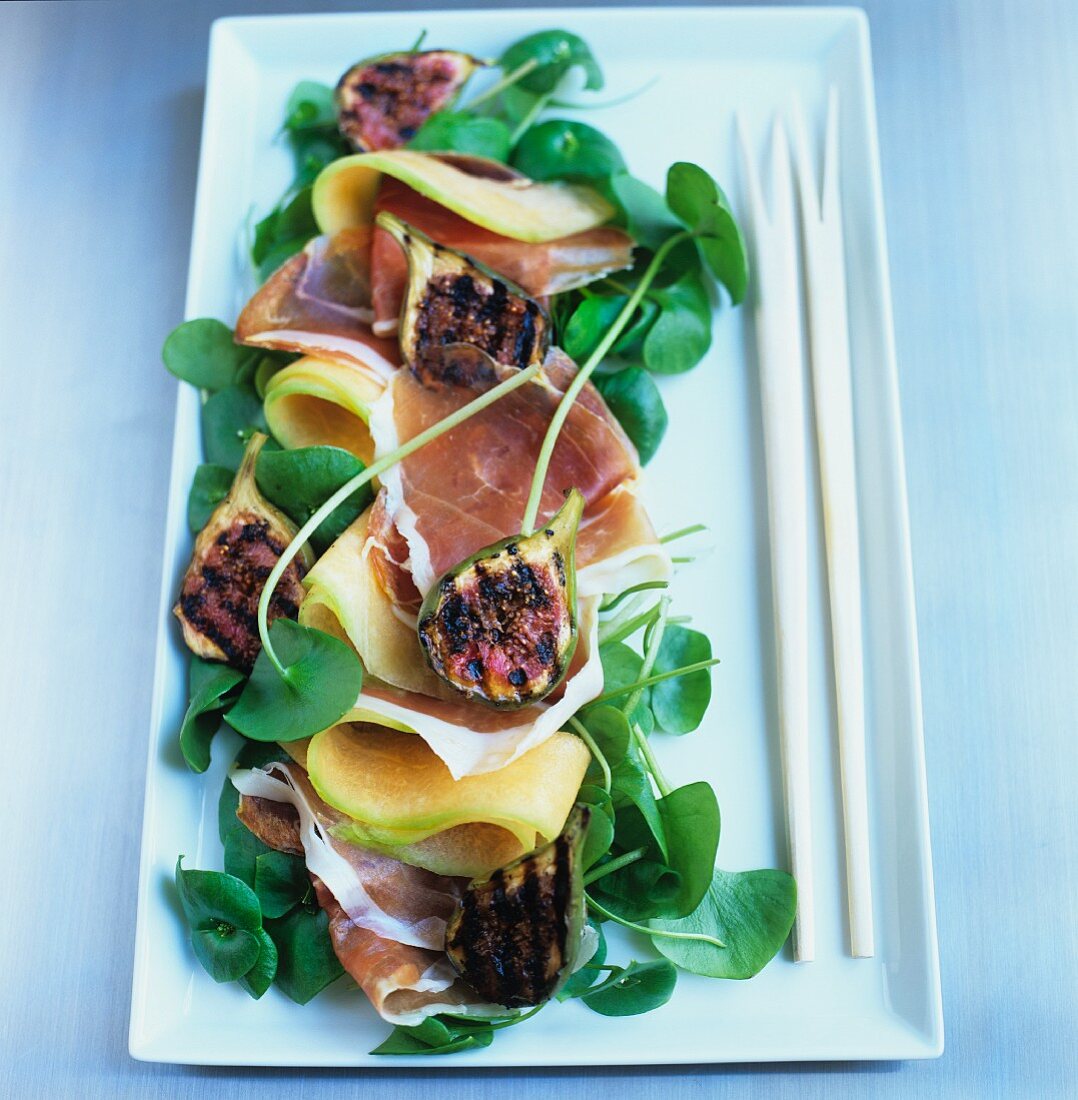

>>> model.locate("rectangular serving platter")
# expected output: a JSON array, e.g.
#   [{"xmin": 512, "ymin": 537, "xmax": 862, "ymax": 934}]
[{"xmin": 130, "ymin": 5, "xmax": 943, "ymax": 1066}]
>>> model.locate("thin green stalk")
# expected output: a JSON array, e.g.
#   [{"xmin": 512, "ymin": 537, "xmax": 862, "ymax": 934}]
[
  {"xmin": 597, "ymin": 600, "xmax": 661, "ymax": 648},
  {"xmin": 632, "ymin": 722, "xmax": 672, "ymax": 798},
  {"xmin": 587, "ymin": 894, "xmax": 725, "ymax": 949},
  {"xmin": 599, "ymin": 581, "xmax": 669, "ymax": 614},
  {"xmin": 623, "ymin": 597, "xmax": 669, "ymax": 721},
  {"xmin": 589, "ymin": 657, "xmax": 720, "ymax": 707},
  {"xmin": 569, "ymin": 715, "xmax": 610, "ymax": 793},
  {"xmin": 463, "ymin": 57, "xmax": 540, "ymax": 109},
  {"xmin": 520, "ymin": 230, "xmax": 693, "ymax": 535},
  {"xmin": 660, "ymin": 523, "xmax": 707, "ymax": 545},
  {"xmin": 256, "ymin": 361, "xmax": 542, "ymax": 675},
  {"xmin": 583, "ymin": 846, "xmax": 647, "ymax": 887},
  {"xmin": 509, "ymin": 90, "xmax": 553, "ymax": 145},
  {"xmin": 671, "ymin": 555, "xmax": 695, "ymax": 565}
]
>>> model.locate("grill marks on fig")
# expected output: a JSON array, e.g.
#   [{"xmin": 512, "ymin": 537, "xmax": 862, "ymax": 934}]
[
  {"xmin": 446, "ymin": 833, "xmax": 574, "ymax": 1007},
  {"xmin": 415, "ymin": 268, "xmax": 545, "ymax": 374},
  {"xmin": 177, "ymin": 514, "xmax": 306, "ymax": 673},
  {"xmin": 336, "ymin": 51, "xmax": 470, "ymax": 152}
]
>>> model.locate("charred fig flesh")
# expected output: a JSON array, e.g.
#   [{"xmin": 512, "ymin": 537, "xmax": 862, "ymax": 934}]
[
  {"xmin": 336, "ymin": 50, "xmax": 481, "ymax": 152},
  {"xmin": 418, "ymin": 489, "xmax": 584, "ymax": 708},
  {"xmin": 377, "ymin": 212, "xmax": 550, "ymax": 377},
  {"xmin": 445, "ymin": 805, "xmax": 590, "ymax": 1008},
  {"xmin": 174, "ymin": 433, "xmax": 312, "ymax": 673}
]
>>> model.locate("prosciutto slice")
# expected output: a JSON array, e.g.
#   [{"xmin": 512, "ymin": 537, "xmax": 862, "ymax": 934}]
[
  {"xmin": 371, "ymin": 176, "xmax": 634, "ymax": 336},
  {"xmin": 367, "ymin": 348, "xmax": 669, "ymax": 604},
  {"xmin": 234, "ymin": 763, "xmax": 500, "ymax": 1025},
  {"xmin": 235, "ymin": 230, "xmax": 400, "ymax": 377}
]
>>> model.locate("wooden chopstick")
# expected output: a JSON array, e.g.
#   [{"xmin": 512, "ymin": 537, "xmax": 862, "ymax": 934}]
[
  {"xmin": 737, "ymin": 114, "xmax": 815, "ymax": 962},
  {"xmin": 791, "ymin": 88, "xmax": 875, "ymax": 958}
]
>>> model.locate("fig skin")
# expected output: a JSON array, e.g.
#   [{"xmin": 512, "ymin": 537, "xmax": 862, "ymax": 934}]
[
  {"xmin": 445, "ymin": 805, "xmax": 590, "ymax": 1008},
  {"xmin": 174, "ymin": 434, "xmax": 313, "ymax": 673},
  {"xmin": 377, "ymin": 212, "xmax": 550, "ymax": 378},
  {"xmin": 417, "ymin": 490, "xmax": 584, "ymax": 708},
  {"xmin": 336, "ymin": 50, "xmax": 482, "ymax": 153}
]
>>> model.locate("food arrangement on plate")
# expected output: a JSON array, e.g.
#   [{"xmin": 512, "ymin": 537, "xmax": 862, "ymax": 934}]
[{"xmin": 164, "ymin": 28, "xmax": 796, "ymax": 1055}]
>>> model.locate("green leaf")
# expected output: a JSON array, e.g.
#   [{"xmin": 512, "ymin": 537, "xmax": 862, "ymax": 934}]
[
  {"xmin": 218, "ymin": 742, "xmax": 293, "ymax": 884},
  {"xmin": 579, "ymin": 788, "xmax": 615, "ymax": 870},
  {"xmin": 651, "ymin": 625, "xmax": 713, "ymax": 733},
  {"xmin": 255, "ymin": 445, "xmax": 372, "ymax": 553},
  {"xmin": 580, "ymin": 959, "xmax": 677, "ymax": 1016},
  {"xmin": 595, "ymin": 367, "xmax": 668, "ymax": 465},
  {"xmin": 643, "ymin": 272, "xmax": 712, "ymax": 375},
  {"xmin": 254, "ymin": 850, "xmax": 310, "ymax": 919},
  {"xmin": 512, "ymin": 120, "xmax": 624, "ymax": 182},
  {"xmin": 163, "ymin": 319, "xmax": 251, "ymax": 392},
  {"xmin": 563, "ymin": 296, "xmax": 625, "ymax": 363},
  {"xmin": 597, "ymin": 643, "xmax": 653, "ymax": 732},
  {"xmin": 178, "ymin": 658, "xmax": 244, "ymax": 773},
  {"xmin": 371, "ymin": 1016, "xmax": 495, "ymax": 1056},
  {"xmin": 190, "ymin": 926, "xmax": 261, "ymax": 983},
  {"xmin": 500, "ymin": 29, "xmax": 603, "ymax": 95},
  {"xmin": 596, "ymin": 781, "xmax": 720, "ymax": 920},
  {"xmin": 409, "ymin": 111, "xmax": 512, "ymax": 161},
  {"xmin": 607, "ymin": 173, "xmax": 682, "ymax": 251},
  {"xmin": 201, "ymin": 383, "xmax": 267, "ymax": 470},
  {"xmin": 557, "ymin": 918, "xmax": 607, "ymax": 1000},
  {"xmin": 665, "ymin": 162, "xmax": 748, "ymax": 304},
  {"xmin": 265, "ymin": 906, "xmax": 345, "ymax": 1004},
  {"xmin": 239, "ymin": 927, "xmax": 279, "ymax": 999},
  {"xmin": 226, "ymin": 619, "xmax": 364, "ymax": 742},
  {"xmin": 284, "ymin": 81, "xmax": 337, "ymax": 132},
  {"xmin": 252, "ymin": 186, "xmax": 320, "ymax": 279},
  {"xmin": 186, "ymin": 464, "xmax": 233, "ymax": 533},
  {"xmin": 650, "ymin": 867, "xmax": 797, "ymax": 978}
]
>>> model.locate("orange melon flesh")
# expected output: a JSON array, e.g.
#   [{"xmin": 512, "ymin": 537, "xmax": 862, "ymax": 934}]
[
  {"xmin": 312, "ymin": 150, "xmax": 615, "ymax": 243},
  {"xmin": 306, "ymin": 721, "xmax": 590, "ymax": 852}
]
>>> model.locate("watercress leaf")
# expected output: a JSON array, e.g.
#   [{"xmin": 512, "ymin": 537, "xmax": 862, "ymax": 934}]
[
  {"xmin": 255, "ymin": 445, "xmax": 373, "ymax": 553},
  {"xmin": 371, "ymin": 1017, "xmax": 494, "ymax": 1056},
  {"xmin": 266, "ymin": 905, "xmax": 345, "ymax": 1004},
  {"xmin": 178, "ymin": 659, "xmax": 244, "ymax": 773},
  {"xmin": 239, "ymin": 927, "xmax": 279, "ymax": 999},
  {"xmin": 190, "ymin": 926, "xmax": 261, "ymax": 983},
  {"xmin": 226, "ymin": 620, "xmax": 364, "ymax": 742},
  {"xmin": 563, "ymin": 295, "xmax": 625, "ymax": 363},
  {"xmin": 557, "ymin": 917, "xmax": 607, "ymax": 1000},
  {"xmin": 201, "ymin": 383, "xmax": 267, "ymax": 470},
  {"xmin": 597, "ymin": 642, "xmax": 653, "ymax": 731},
  {"xmin": 581, "ymin": 800, "xmax": 615, "ymax": 870},
  {"xmin": 651, "ymin": 625, "xmax": 713, "ymax": 733},
  {"xmin": 218, "ymin": 743, "xmax": 292, "ymax": 883},
  {"xmin": 595, "ymin": 367, "xmax": 668, "ymax": 465},
  {"xmin": 613, "ymin": 297, "xmax": 659, "ymax": 354},
  {"xmin": 252, "ymin": 187, "xmax": 319, "ymax": 277},
  {"xmin": 163, "ymin": 319, "xmax": 250, "ymax": 392},
  {"xmin": 607, "ymin": 173, "xmax": 682, "ymax": 251},
  {"xmin": 580, "ymin": 959, "xmax": 677, "ymax": 1017},
  {"xmin": 500, "ymin": 29, "xmax": 604, "ymax": 95},
  {"xmin": 187, "ymin": 464, "xmax": 233, "ymax": 533},
  {"xmin": 499, "ymin": 83, "xmax": 542, "ymax": 125},
  {"xmin": 665, "ymin": 162, "xmax": 748, "ymax": 304},
  {"xmin": 254, "ymin": 850, "xmax": 310, "ymax": 919},
  {"xmin": 175, "ymin": 857, "xmax": 262, "ymax": 932},
  {"xmin": 650, "ymin": 867, "xmax": 797, "ymax": 978},
  {"xmin": 409, "ymin": 111, "xmax": 512, "ymax": 161},
  {"xmin": 284, "ymin": 81, "xmax": 337, "ymax": 132},
  {"xmin": 511, "ymin": 119, "xmax": 625, "ymax": 182},
  {"xmin": 643, "ymin": 272, "xmax": 712, "ymax": 375}
]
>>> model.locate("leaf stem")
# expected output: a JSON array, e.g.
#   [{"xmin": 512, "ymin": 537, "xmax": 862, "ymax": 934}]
[
  {"xmin": 520, "ymin": 230, "xmax": 693, "ymax": 536},
  {"xmin": 464, "ymin": 57, "xmax": 540, "ymax": 109},
  {"xmin": 508, "ymin": 89, "xmax": 553, "ymax": 145},
  {"xmin": 632, "ymin": 722, "xmax": 672, "ymax": 798},
  {"xmin": 599, "ymin": 580, "xmax": 669, "ymax": 614},
  {"xmin": 583, "ymin": 846, "xmax": 648, "ymax": 886},
  {"xmin": 569, "ymin": 715, "xmax": 611, "ymax": 793},
  {"xmin": 586, "ymin": 894, "xmax": 726, "ymax": 949},
  {"xmin": 589, "ymin": 657, "xmax": 720, "ymax": 707},
  {"xmin": 660, "ymin": 522, "xmax": 707, "ymax": 545},
  {"xmin": 597, "ymin": 600, "xmax": 661, "ymax": 648},
  {"xmin": 623, "ymin": 596, "xmax": 669, "ymax": 721},
  {"xmin": 256, "ymin": 361, "xmax": 542, "ymax": 675}
]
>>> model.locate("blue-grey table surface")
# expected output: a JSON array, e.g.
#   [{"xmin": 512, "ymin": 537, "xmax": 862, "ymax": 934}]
[{"xmin": 0, "ymin": 0, "xmax": 1073, "ymax": 1096}]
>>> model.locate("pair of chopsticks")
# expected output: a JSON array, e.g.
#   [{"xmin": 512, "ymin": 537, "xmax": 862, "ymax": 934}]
[{"xmin": 737, "ymin": 89, "xmax": 874, "ymax": 961}]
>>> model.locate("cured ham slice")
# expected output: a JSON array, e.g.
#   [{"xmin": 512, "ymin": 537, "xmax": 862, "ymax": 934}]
[
  {"xmin": 371, "ymin": 176, "xmax": 634, "ymax": 335},
  {"xmin": 235, "ymin": 230, "xmax": 400, "ymax": 376},
  {"xmin": 368, "ymin": 348, "xmax": 669, "ymax": 603},
  {"xmin": 234, "ymin": 763, "xmax": 501, "ymax": 1025}
]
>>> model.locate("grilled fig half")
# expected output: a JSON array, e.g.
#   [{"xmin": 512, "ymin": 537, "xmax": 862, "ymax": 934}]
[
  {"xmin": 445, "ymin": 805, "xmax": 590, "ymax": 1008},
  {"xmin": 376, "ymin": 212, "xmax": 550, "ymax": 376},
  {"xmin": 174, "ymin": 434, "xmax": 313, "ymax": 673},
  {"xmin": 418, "ymin": 489, "xmax": 584, "ymax": 708},
  {"xmin": 336, "ymin": 50, "xmax": 482, "ymax": 152}
]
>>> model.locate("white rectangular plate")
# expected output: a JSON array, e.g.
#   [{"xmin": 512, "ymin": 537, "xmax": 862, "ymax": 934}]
[{"xmin": 130, "ymin": 5, "xmax": 942, "ymax": 1066}]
